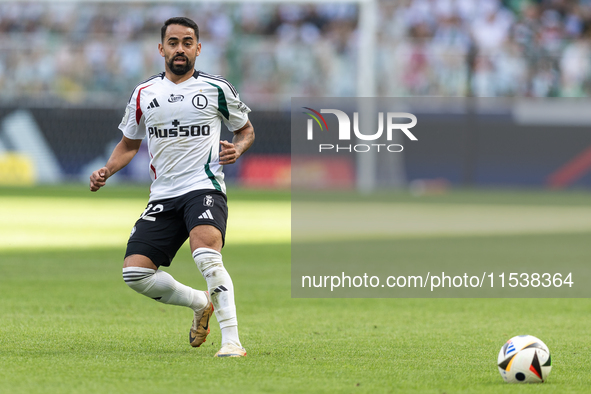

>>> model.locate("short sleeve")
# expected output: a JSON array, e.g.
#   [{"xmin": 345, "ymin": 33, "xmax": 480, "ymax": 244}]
[
  {"xmin": 118, "ymin": 88, "xmax": 144, "ymax": 140},
  {"xmin": 211, "ymin": 80, "xmax": 250, "ymax": 132},
  {"xmin": 223, "ymin": 91, "xmax": 251, "ymax": 132}
]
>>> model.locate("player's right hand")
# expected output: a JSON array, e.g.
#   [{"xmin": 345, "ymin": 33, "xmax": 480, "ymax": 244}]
[{"xmin": 89, "ymin": 167, "xmax": 111, "ymax": 192}]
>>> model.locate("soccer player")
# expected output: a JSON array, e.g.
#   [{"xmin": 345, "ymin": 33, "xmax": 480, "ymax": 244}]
[{"xmin": 89, "ymin": 17, "xmax": 254, "ymax": 358}]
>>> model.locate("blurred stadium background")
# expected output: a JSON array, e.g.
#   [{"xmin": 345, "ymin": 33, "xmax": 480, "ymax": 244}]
[
  {"xmin": 1, "ymin": 0, "xmax": 591, "ymax": 189},
  {"xmin": 2, "ymin": 3, "xmax": 591, "ymax": 391}
]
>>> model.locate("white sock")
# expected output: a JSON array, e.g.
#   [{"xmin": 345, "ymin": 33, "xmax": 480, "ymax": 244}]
[
  {"xmin": 193, "ymin": 248, "xmax": 241, "ymax": 347},
  {"xmin": 221, "ymin": 326, "xmax": 241, "ymax": 348},
  {"xmin": 122, "ymin": 267, "xmax": 208, "ymax": 312}
]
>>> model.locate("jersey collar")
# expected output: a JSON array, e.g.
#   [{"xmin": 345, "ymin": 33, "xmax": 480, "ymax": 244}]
[{"xmin": 163, "ymin": 69, "xmax": 199, "ymax": 86}]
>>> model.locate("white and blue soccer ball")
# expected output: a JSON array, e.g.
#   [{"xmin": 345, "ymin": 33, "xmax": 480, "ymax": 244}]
[{"xmin": 497, "ymin": 335, "xmax": 552, "ymax": 383}]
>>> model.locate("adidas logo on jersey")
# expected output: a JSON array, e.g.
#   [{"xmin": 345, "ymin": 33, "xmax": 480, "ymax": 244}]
[
  {"xmin": 148, "ymin": 98, "xmax": 160, "ymax": 109},
  {"xmin": 198, "ymin": 209, "xmax": 214, "ymax": 220}
]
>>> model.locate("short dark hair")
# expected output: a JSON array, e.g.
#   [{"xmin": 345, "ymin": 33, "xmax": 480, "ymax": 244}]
[{"xmin": 161, "ymin": 17, "xmax": 199, "ymax": 42}]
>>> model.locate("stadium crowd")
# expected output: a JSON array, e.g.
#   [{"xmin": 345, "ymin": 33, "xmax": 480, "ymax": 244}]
[{"xmin": 1, "ymin": 0, "xmax": 591, "ymax": 106}]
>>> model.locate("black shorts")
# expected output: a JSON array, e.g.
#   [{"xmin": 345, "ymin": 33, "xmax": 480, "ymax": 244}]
[{"xmin": 125, "ymin": 189, "xmax": 228, "ymax": 267}]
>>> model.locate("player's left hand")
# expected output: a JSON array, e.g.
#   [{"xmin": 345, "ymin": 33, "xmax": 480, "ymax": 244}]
[{"xmin": 219, "ymin": 140, "xmax": 240, "ymax": 165}]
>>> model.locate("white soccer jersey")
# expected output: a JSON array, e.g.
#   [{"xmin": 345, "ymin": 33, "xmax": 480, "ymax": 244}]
[{"xmin": 119, "ymin": 70, "xmax": 250, "ymax": 201}]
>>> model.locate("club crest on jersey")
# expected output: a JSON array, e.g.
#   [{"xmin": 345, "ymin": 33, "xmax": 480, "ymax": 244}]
[
  {"xmin": 203, "ymin": 195, "xmax": 214, "ymax": 207},
  {"xmin": 192, "ymin": 94, "xmax": 208, "ymax": 110},
  {"xmin": 168, "ymin": 94, "xmax": 184, "ymax": 103}
]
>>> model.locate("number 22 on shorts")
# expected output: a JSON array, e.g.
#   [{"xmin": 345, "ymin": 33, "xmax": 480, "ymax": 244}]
[{"xmin": 139, "ymin": 204, "xmax": 164, "ymax": 221}]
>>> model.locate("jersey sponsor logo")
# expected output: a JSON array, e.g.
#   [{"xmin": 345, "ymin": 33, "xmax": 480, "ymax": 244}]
[
  {"xmin": 148, "ymin": 119, "xmax": 211, "ymax": 139},
  {"xmin": 192, "ymin": 94, "xmax": 208, "ymax": 109},
  {"xmin": 168, "ymin": 94, "xmax": 184, "ymax": 103},
  {"xmin": 203, "ymin": 195, "xmax": 214, "ymax": 207}
]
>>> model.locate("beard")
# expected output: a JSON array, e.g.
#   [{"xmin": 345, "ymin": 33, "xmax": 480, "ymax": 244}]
[{"xmin": 168, "ymin": 54, "xmax": 193, "ymax": 76}]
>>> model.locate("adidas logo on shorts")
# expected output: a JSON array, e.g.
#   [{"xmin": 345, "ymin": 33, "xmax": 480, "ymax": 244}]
[{"xmin": 198, "ymin": 209, "xmax": 214, "ymax": 220}]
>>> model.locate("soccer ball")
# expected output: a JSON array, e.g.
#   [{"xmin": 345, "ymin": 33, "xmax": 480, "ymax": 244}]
[{"xmin": 497, "ymin": 335, "xmax": 552, "ymax": 383}]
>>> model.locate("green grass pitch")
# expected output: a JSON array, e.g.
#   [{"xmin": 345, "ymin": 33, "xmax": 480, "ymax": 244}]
[{"xmin": 0, "ymin": 185, "xmax": 590, "ymax": 393}]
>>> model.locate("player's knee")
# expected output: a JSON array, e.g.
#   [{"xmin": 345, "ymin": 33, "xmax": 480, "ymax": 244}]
[
  {"xmin": 192, "ymin": 247, "xmax": 224, "ymax": 277},
  {"xmin": 122, "ymin": 267, "xmax": 156, "ymax": 295}
]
